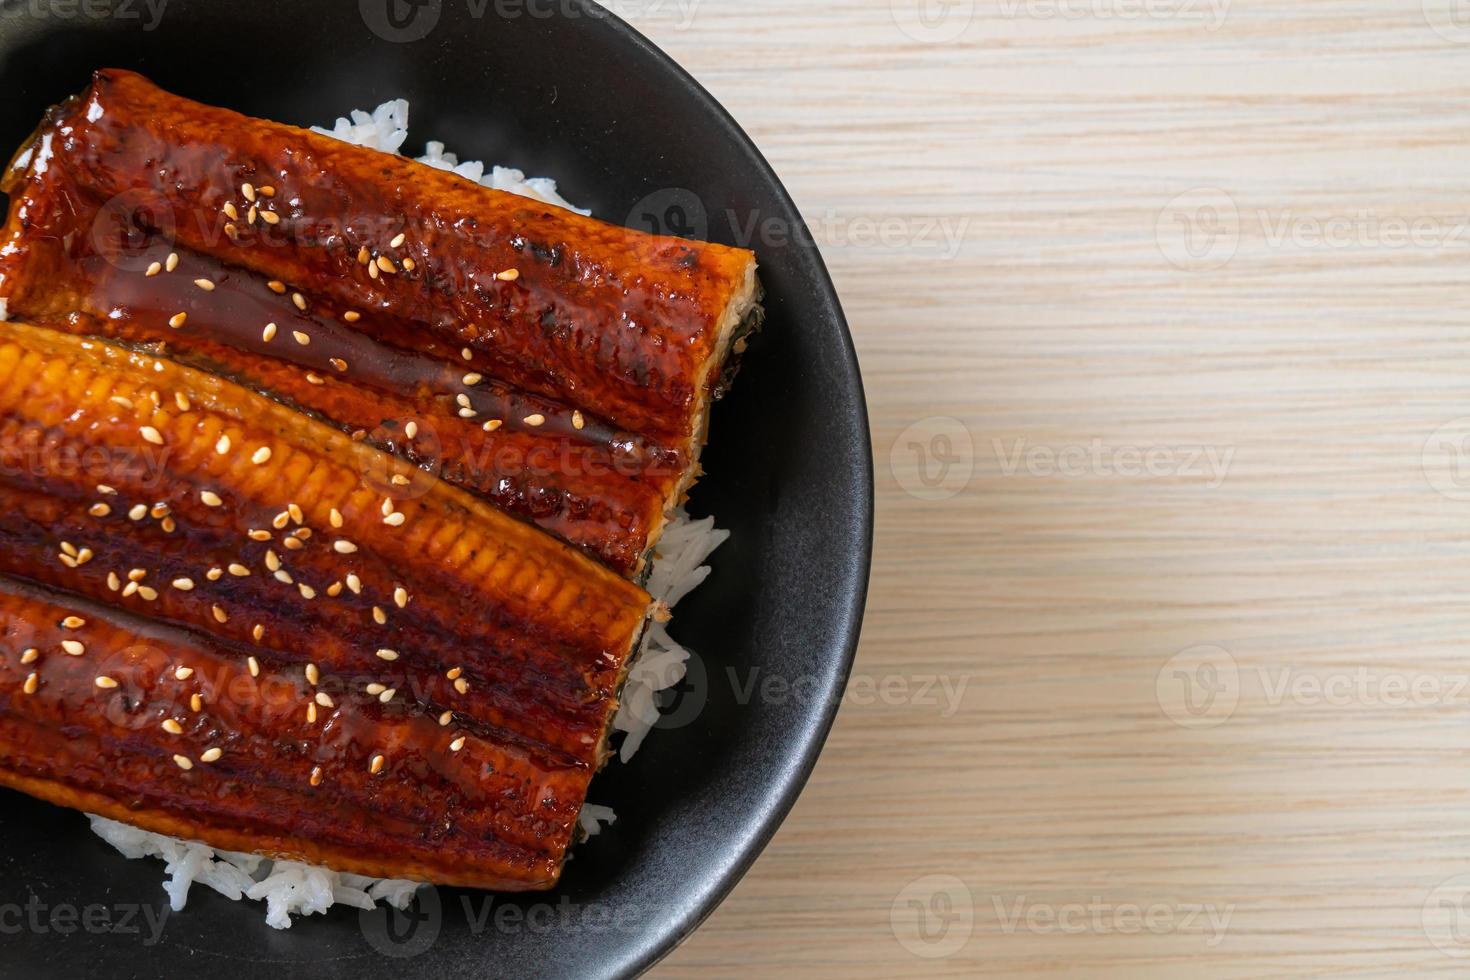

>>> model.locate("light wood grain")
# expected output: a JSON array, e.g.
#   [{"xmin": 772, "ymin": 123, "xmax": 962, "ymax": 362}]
[{"xmin": 612, "ymin": 1, "xmax": 1470, "ymax": 976}]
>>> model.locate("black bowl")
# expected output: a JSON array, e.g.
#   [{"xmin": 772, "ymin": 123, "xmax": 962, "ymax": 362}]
[{"xmin": 0, "ymin": 1, "xmax": 871, "ymax": 977}]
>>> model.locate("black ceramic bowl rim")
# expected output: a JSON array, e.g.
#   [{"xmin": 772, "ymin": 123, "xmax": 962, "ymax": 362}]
[{"xmin": 0, "ymin": 3, "xmax": 873, "ymax": 977}]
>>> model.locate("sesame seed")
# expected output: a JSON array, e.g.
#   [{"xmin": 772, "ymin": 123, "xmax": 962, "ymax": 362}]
[
  {"xmin": 288, "ymin": 503, "xmax": 304, "ymax": 525},
  {"xmin": 333, "ymin": 540, "xmax": 357, "ymax": 554},
  {"xmin": 368, "ymin": 261, "xmax": 380, "ymax": 280},
  {"xmin": 346, "ymin": 573, "xmax": 362, "ymax": 594},
  {"xmin": 450, "ymin": 736, "xmax": 466, "ymax": 752},
  {"xmin": 172, "ymin": 578, "xmax": 195, "ymax": 591},
  {"xmin": 200, "ymin": 747, "xmax": 223, "ymax": 763},
  {"xmin": 572, "ymin": 411, "xmax": 585, "ymax": 430},
  {"xmin": 292, "ymin": 330, "xmax": 310, "ymax": 346},
  {"xmin": 59, "ymin": 554, "xmax": 78, "ymax": 569},
  {"xmin": 454, "ymin": 677, "xmax": 469, "ymax": 695},
  {"xmin": 261, "ymin": 210, "xmax": 280, "ymax": 225},
  {"xmin": 343, "ymin": 310, "xmax": 361, "ymax": 323},
  {"xmin": 252, "ymin": 447, "xmax": 272, "ymax": 465},
  {"xmin": 89, "ymin": 503, "xmax": 111, "ymax": 517},
  {"xmin": 241, "ymin": 182, "xmax": 256, "ymax": 202},
  {"xmin": 145, "ymin": 261, "xmax": 162, "ymax": 277},
  {"xmin": 224, "ymin": 222, "xmax": 238, "ymax": 237},
  {"xmin": 194, "ymin": 278, "xmax": 215, "ymax": 292},
  {"xmin": 264, "ymin": 550, "xmax": 281, "ymax": 571},
  {"xmin": 150, "ymin": 503, "xmax": 169, "ymax": 519},
  {"xmin": 252, "ymin": 624, "xmax": 264, "ymax": 641},
  {"xmin": 107, "ymin": 572, "xmax": 121, "ymax": 591},
  {"xmin": 462, "ymin": 373, "xmax": 482, "ymax": 386},
  {"xmin": 272, "ymin": 511, "xmax": 290, "ymax": 530},
  {"xmin": 212, "ymin": 605, "xmax": 228, "ymax": 624},
  {"xmin": 200, "ymin": 490, "xmax": 223, "ymax": 507},
  {"xmin": 248, "ymin": 656, "xmax": 259, "ymax": 677},
  {"xmin": 461, "ymin": 348, "xmax": 473, "ymax": 361},
  {"xmin": 390, "ymin": 233, "xmax": 406, "ymax": 248},
  {"xmin": 175, "ymin": 392, "xmax": 191, "ymax": 412},
  {"xmin": 524, "ymin": 414, "xmax": 545, "ymax": 426},
  {"xmin": 162, "ymin": 719, "xmax": 183, "ymax": 734},
  {"xmin": 326, "ymin": 581, "xmax": 343, "ymax": 597},
  {"xmin": 366, "ymin": 683, "xmax": 385, "ymax": 696},
  {"xmin": 262, "ymin": 322, "xmax": 277, "ymax": 343},
  {"xmin": 370, "ymin": 754, "xmax": 385, "ymax": 775},
  {"xmin": 283, "ymin": 536, "xmax": 304, "ymax": 551},
  {"xmin": 260, "ymin": 185, "xmax": 275, "ymax": 197},
  {"xmin": 207, "ymin": 567, "xmax": 223, "ymax": 581},
  {"xmin": 62, "ymin": 640, "xmax": 84, "ymax": 656},
  {"xmin": 307, "ymin": 702, "xmax": 318, "ymax": 723},
  {"xmin": 273, "ymin": 570, "xmax": 293, "ymax": 585},
  {"xmin": 391, "ymin": 474, "xmax": 410, "ymax": 486},
  {"xmin": 140, "ymin": 426, "xmax": 164, "ymax": 445},
  {"xmin": 109, "ymin": 395, "xmax": 134, "ymax": 409},
  {"xmin": 165, "ymin": 252, "xmax": 179, "ymax": 272},
  {"xmin": 247, "ymin": 529, "xmax": 272, "ymax": 542},
  {"xmin": 95, "ymin": 675, "xmax": 117, "ymax": 689},
  {"xmin": 357, "ymin": 246, "xmax": 370, "ymax": 265},
  {"xmin": 190, "ymin": 693, "xmax": 203, "ymax": 711},
  {"xmin": 266, "ymin": 280, "xmax": 286, "ymax": 294},
  {"xmin": 121, "ymin": 582, "xmax": 139, "ymax": 598},
  {"xmin": 376, "ymin": 255, "xmax": 396, "ymax": 274},
  {"xmin": 330, "ymin": 357, "xmax": 348, "ymax": 372},
  {"xmin": 127, "ymin": 507, "xmax": 146, "ymax": 523},
  {"xmin": 298, "ymin": 583, "xmax": 316, "ymax": 599},
  {"xmin": 173, "ymin": 755, "xmax": 193, "ymax": 770},
  {"xmin": 375, "ymin": 648, "xmax": 398, "ymax": 661},
  {"xmin": 22, "ymin": 673, "xmax": 38, "ymax": 695},
  {"xmin": 372, "ymin": 606, "xmax": 387, "ymax": 624},
  {"xmin": 169, "ymin": 312, "xmax": 187, "ymax": 329},
  {"xmin": 174, "ymin": 666, "xmax": 194, "ymax": 680},
  {"xmin": 379, "ymin": 688, "xmax": 396, "ymax": 703},
  {"xmin": 309, "ymin": 766, "xmax": 323, "ymax": 786},
  {"xmin": 495, "ymin": 268, "xmax": 520, "ymax": 281},
  {"xmin": 223, "ymin": 202, "xmax": 238, "ymax": 220},
  {"xmin": 216, "ymin": 434, "xmax": 231, "ymax": 454},
  {"xmin": 76, "ymin": 548, "xmax": 94, "ymax": 564},
  {"xmin": 404, "ymin": 421, "xmax": 418, "ymax": 439},
  {"xmin": 315, "ymin": 692, "xmax": 334, "ymax": 708},
  {"xmin": 228, "ymin": 563, "xmax": 250, "ymax": 578},
  {"xmin": 291, "ymin": 291, "xmax": 305, "ymax": 311},
  {"xmin": 483, "ymin": 419, "xmax": 502, "ymax": 432},
  {"xmin": 306, "ymin": 664, "xmax": 320, "ymax": 685},
  {"xmin": 97, "ymin": 484, "xmax": 117, "ymax": 495},
  {"xmin": 393, "ymin": 587, "xmax": 408, "ymax": 608},
  {"xmin": 305, "ymin": 373, "xmax": 324, "ymax": 385},
  {"xmin": 458, "ymin": 407, "xmax": 476, "ymax": 418},
  {"xmin": 438, "ymin": 711, "xmax": 453, "ymax": 726},
  {"xmin": 138, "ymin": 586, "xmax": 159, "ymax": 601},
  {"xmin": 20, "ymin": 648, "xmax": 38, "ymax": 664},
  {"xmin": 456, "ymin": 393, "xmax": 471, "ymax": 408},
  {"xmin": 445, "ymin": 667, "xmax": 462, "ymax": 680},
  {"xmin": 402, "ymin": 257, "xmax": 415, "ymax": 271},
  {"xmin": 61, "ymin": 616, "xmax": 85, "ymax": 629}
]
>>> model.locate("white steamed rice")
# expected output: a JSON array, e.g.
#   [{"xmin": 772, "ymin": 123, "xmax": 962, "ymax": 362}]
[{"xmin": 85, "ymin": 100, "xmax": 728, "ymax": 927}]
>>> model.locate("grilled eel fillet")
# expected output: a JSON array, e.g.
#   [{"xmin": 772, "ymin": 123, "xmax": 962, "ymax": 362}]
[
  {"xmin": 0, "ymin": 68, "xmax": 762, "ymax": 576},
  {"xmin": 0, "ymin": 320, "xmax": 651, "ymax": 890}
]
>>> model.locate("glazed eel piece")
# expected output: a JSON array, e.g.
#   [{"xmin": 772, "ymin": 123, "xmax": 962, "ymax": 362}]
[
  {"xmin": 0, "ymin": 320, "xmax": 651, "ymax": 889},
  {"xmin": 0, "ymin": 68, "xmax": 762, "ymax": 576}
]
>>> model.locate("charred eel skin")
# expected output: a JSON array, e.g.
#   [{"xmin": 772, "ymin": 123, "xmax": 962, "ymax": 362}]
[
  {"xmin": 0, "ymin": 320, "xmax": 651, "ymax": 890},
  {"xmin": 0, "ymin": 70, "xmax": 758, "ymax": 575}
]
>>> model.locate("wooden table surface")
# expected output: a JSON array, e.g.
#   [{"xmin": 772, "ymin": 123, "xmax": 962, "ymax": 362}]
[{"xmin": 620, "ymin": 1, "xmax": 1470, "ymax": 976}]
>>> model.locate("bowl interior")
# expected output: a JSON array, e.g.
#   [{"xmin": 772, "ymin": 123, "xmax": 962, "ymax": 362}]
[{"xmin": 0, "ymin": 2, "xmax": 872, "ymax": 976}]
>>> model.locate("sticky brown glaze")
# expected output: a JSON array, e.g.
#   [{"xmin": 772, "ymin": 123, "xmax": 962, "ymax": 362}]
[
  {"xmin": 0, "ymin": 321, "xmax": 651, "ymax": 888},
  {"xmin": 0, "ymin": 68, "xmax": 759, "ymax": 448},
  {"xmin": 1, "ymin": 242, "xmax": 676, "ymax": 574},
  {"xmin": 0, "ymin": 576, "xmax": 589, "ymax": 889}
]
